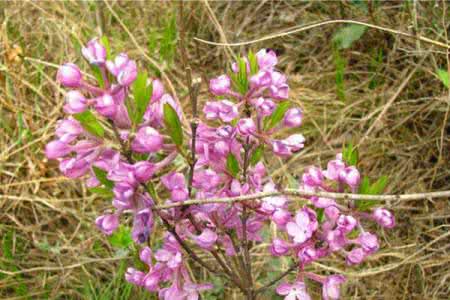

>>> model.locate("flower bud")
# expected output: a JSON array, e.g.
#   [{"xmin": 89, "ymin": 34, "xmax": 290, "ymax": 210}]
[
  {"xmin": 94, "ymin": 94, "xmax": 117, "ymax": 117},
  {"xmin": 45, "ymin": 140, "xmax": 72, "ymax": 159},
  {"xmin": 133, "ymin": 161, "xmax": 156, "ymax": 183},
  {"xmin": 209, "ymin": 75, "xmax": 231, "ymax": 96},
  {"xmin": 322, "ymin": 275, "xmax": 346, "ymax": 300},
  {"xmin": 131, "ymin": 126, "xmax": 163, "ymax": 153},
  {"xmin": 271, "ymin": 208, "xmax": 291, "ymax": 227},
  {"xmin": 346, "ymin": 248, "xmax": 366, "ymax": 265},
  {"xmin": 302, "ymin": 166, "xmax": 324, "ymax": 187},
  {"xmin": 372, "ymin": 208, "xmax": 395, "ymax": 228},
  {"xmin": 283, "ymin": 108, "xmax": 303, "ymax": 127},
  {"xmin": 64, "ymin": 90, "xmax": 87, "ymax": 114},
  {"xmin": 151, "ymin": 79, "xmax": 164, "ymax": 102},
  {"xmin": 342, "ymin": 166, "xmax": 361, "ymax": 188},
  {"xmin": 57, "ymin": 63, "xmax": 82, "ymax": 88},
  {"xmin": 82, "ymin": 38, "xmax": 107, "ymax": 65},
  {"xmin": 125, "ymin": 268, "xmax": 145, "ymax": 286},
  {"xmin": 358, "ymin": 232, "xmax": 379, "ymax": 254},
  {"xmin": 256, "ymin": 48, "xmax": 278, "ymax": 70},
  {"xmin": 95, "ymin": 214, "xmax": 119, "ymax": 235},
  {"xmin": 269, "ymin": 238, "xmax": 290, "ymax": 256},
  {"xmin": 106, "ymin": 53, "xmax": 129, "ymax": 76},
  {"xmin": 117, "ymin": 60, "xmax": 137, "ymax": 86},
  {"xmin": 336, "ymin": 215, "xmax": 357, "ymax": 233},
  {"xmin": 249, "ymin": 71, "xmax": 272, "ymax": 88},
  {"xmin": 193, "ymin": 228, "xmax": 218, "ymax": 250},
  {"xmin": 236, "ymin": 118, "xmax": 256, "ymax": 136}
]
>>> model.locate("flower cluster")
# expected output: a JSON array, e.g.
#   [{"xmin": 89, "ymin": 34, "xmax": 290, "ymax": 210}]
[{"xmin": 46, "ymin": 39, "xmax": 395, "ymax": 300}]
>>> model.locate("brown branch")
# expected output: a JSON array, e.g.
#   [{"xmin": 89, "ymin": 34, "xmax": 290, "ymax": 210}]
[{"xmin": 254, "ymin": 263, "xmax": 299, "ymax": 295}]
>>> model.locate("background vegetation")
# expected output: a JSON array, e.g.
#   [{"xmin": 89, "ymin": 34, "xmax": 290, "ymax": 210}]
[{"xmin": 1, "ymin": 1, "xmax": 449, "ymax": 299}]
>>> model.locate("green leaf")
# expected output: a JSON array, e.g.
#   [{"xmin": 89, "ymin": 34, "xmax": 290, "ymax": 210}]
[
  {"xmin": 100, "ymin": 36, "xmax": 112, "ymax": 60},
  {"xmin": 333, "ymin": 24, "xmax": 367, "ymax": 49},
  {"xmin": 108, "ymin": 226, "xmax": 133, "ymax": 249},
  {"xmin": 226, "ymin": 153, "xmax": 240, "ymax": 178},
  {"xmin": 237, "ymin": 57, "xmax": 249, "ymax": 94},
  {"xmin": 132, "ymin": 72, "xmax": 153, "ymax": 125},
  {"xmin": 358, "ymin": 176, "xmax": 371, "ymax": 194},
  {"xmin": 89, "ymin": 187, "xmax": 114, "ymax": 199},
  {"xmin": 370, "ymin": 175, "xmax": 388, "ymax": 195},
  {"xmin": 342, "ymin": 142, "xmax": 358, "ymax": 166},
  {"xmin": 250, "ymin": 145, "xmax": 264, "ymax": 166},
  {"xmin": 73, "ymin": 110, "xmax": 105, "ymax": 137},
  {"xmin": 160, "ymin": 14, "xmax": 177, "ymax": 63},
  {"xmin": 92, "ymin": 166, "xmax": 114, "ymax": 189},
  {"xmin": 334, "ymin": 47, "xmax": 346, "ymax": 102},
  {"xmin": 357, "ymin": 175, "xmax": 388, "ymax": 210},
  {"xmin": 248, "ymin": 50, "xmax": 259, "ymax": 75},
  {"xmin": 163, "ymin": 103, "xmax": 183, "ymax": 146},
  {"xmin": 316, "ymin": 208, "xmax": 325, "ymax": 223},
  {"xmin": 437, "ymin": 69, "xmax": 449, "ymax": 88},
  {"xmin": 90, "ymin": 64, "xmax": 105, "ymax": 88},
  {"xmin": 264, "ymin": 101, "xmax": 290, "ymax": 130}
]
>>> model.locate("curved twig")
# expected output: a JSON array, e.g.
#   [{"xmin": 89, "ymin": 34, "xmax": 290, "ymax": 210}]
[{"xmin": 194, "ymin": 19, "xmax": 450, "ymax": 50}]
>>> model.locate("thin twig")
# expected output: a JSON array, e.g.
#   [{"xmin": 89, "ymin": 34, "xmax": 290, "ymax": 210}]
[
  {"xmin": 255, "ymin": 263, "xmax": 299, "ymax": 295},
  {"xmin": 194, "ymin": 19, "xmax": 450, "ymax": 50},
  {"xmin": 155, "ymin": 189, "xmax": 450, "ymax": 210}
]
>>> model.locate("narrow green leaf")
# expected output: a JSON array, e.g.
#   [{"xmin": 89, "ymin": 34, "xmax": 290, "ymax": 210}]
[
  {"xmin": 342, "ymin": 142, "xmax": 358, "ymax": 166},
  {"xmin": 100, "ymin": 36, "xmax": 112, "ymax": 60},
  {"xmin": 226, "ymin": 153, "xmax": 240, "ymax": 178},
  {"xmin": 90, "ymin": 65, "xmax": 105, "ymax": 88},
  {"xmin": 334, "ymin": 47, "xmax": 346, "ymax": 102},
  {"xmin": 357, "ymin": 175, "xmax": 388, "ymax": 210},
  {"xmin": 370, "ymin": 175, "xmax": 388, "ymax": 195},
  {"xmin": 73, "ymin": 110, "xmax": 105, "ymax": 137},
  {"xmin": 437, "ymin": 69, "xmax": 449, "ymax": 88},
  {"xmin": 89, "ymin": 187, "xmax": 114, "ymax": 199},
  {"xmin": 148, "ymin": 29, "xmax": 158, "ymax": 53},
  {"xmin": 160, "ymin": 14, "xmax": 177, "ymax": 63},
  {"xmin": 316, "ymin": 208, "xmax": 325, "ymax": 223},
  {"xmin": 265, "ymin": 101, "xmax": 291, "ymax": 130},
  {"xmin": 237, "ymin": 57, "xmax": 249, "ymax": 94},
  {"xmin": 248, "ymin": 50, "xmax": 259, "ymax": 75},
  {"xmin": 92, "ymin": 166, "xmax": 114, "ymax": 189},
  {"xmin": 333, "ymin": 24, "xmax": 367, "ymax": 49},
  {"xmin": 250, "ymin": 145, "xmax": 264, "ymax": 166},
  {"xmin": 358, "ymin": 176, "xmax": 371, "ymax": 194},
  {"xmin": 132, "ymin": 72, "xmax": 152, "ymax": 125},
  {"xmin": 163, "ymin": 103, "xmax": 183, "ymax": 146}
]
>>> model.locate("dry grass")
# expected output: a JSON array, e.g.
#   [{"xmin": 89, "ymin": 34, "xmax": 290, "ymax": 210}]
[{"xmin": 1, "ymin": 1, "xmax": 449, "ymax": 299}]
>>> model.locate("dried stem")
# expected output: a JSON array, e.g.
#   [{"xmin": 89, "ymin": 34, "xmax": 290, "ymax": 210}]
[{"xmin": 255, "ymin": 263, "xmax": 299, "ymax": 295}]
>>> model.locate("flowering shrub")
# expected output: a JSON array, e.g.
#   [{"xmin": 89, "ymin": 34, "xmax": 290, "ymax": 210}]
[{"xmin": 46, "ymin": 37, "xmax": 395, "ymax": 299}]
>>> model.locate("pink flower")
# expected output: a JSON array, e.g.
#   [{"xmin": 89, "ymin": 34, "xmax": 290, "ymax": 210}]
[
  {"xmin": 372, "ymin": 208, "xmax": 395, "ymax": 229},
  {"xmin": 64, "ymin": 90, "xmax": 87, "ymax": 114},
  {"xmin": 322, "ymin": 275, "xmax": 346, "ymax": 300},
  {"xmin": 283, "ymin": 108, "xmax": 303, "ymax": 128},
  {"xmin": 45, "ymin": 140, "xmax": 72, "ymax": 159},
  {"xmin": 357, "ymin": 232, "xmax": 379, "ymax": 254},
  {"xmin": 336, "ymin": 215, "xmax": 357, "ymax": 233},
  {"xmin": 133, "ymin": 161, "xmax": 156, "ymax": 183},
  {"xmin": 95, "ymin": 214, "xmax": 119, "ymax": 235},
  {"xmin": 131, "ymin": 126, "xmax": 163, "ymax": 153},
  {"xmin": 250, "ymin": 71, "xmax": 272, "ymax": 88},
  {"xmin": 192, "ymin": 228, "xmax": 218, "ymax": 250},
  {"xmin": 55, "ymin": 119, "xmax": 83, "ymax": 143},
  {"xmin": 203, "ymin": 100, "xmax": 238, "ymax": 122},
  {"xmin": 209, "ymin": 75, "xmax": 231, "ymax": 96},
  {"xmin": 286, "ymin": 207, "xmax": 318, "ymax": 244},
  {"xmin": 270, "ymin": 238, "xmax": 290, "ymax": 256},
  {"xmin": 106, "ymin": 53, "xmax": 137, "ymax": 86},
  {"xmin": 236, "ymin": 118, "xmax": 256, "ymax": 136},
  {"xmin": 276, "ymin": 281, "xmax": 311, "ymax": 300},
  {"xmin": 272, "ymin": 134, "xmax": 305, "ymax": 157},
  {"xmin": 82, "ymin": 38, "xmax": 106, "ymax": 65},
  {"xmin": 346, "ymin": 248, "xmax": 366, "ymax": 265},
  {"xmin": 94, "ymin": 94, "xmax": 117, "ymax": 117},
  {"xmin": 57, "ymin": 63, "xmax": 82, "ymax": 88},
  {"xmin": 302, "ymin": 166, "xmax": 324, "ymax": 187},
  {"xmin": 161, "ymin": 172, "xmax": 188, "ymax": 202},
  {"xmin": 152, "ymin": 79, "xmax": 164, "ymax": 102},
  {"xmin": 256, "ymin": 48, "xmax": 278, "ymax": 70}
]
